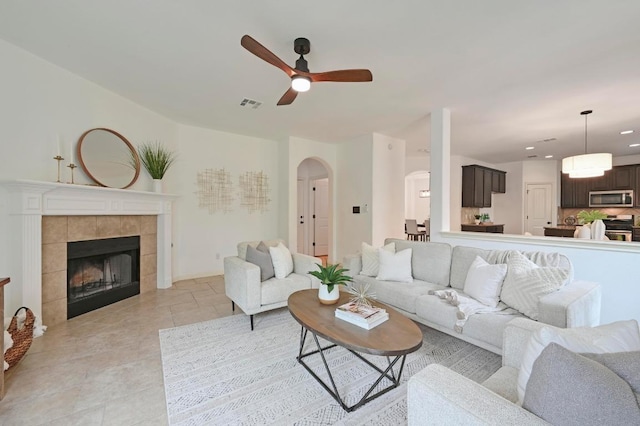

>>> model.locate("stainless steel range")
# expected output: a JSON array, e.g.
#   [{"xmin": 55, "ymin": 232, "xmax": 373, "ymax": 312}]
[{"xmin": 602, "ymin": 215, "xmax": 634, "ymax": 241}]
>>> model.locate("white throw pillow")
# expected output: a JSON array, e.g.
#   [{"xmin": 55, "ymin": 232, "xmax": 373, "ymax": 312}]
[
  {"xmin": 463, "ymin": 256, "xmax": 508, "ymax": 308},
  {"xmin": 269, "ymin": 242, "xmax": 294, "ymax": 279},
  {"xmin": 376, "ymin": 248, "xmax": 413, "ymax": 283},
  {"xmin": 500, "ymin": 251, "xmax": 569, "ymax": 320},
  {"xmin": 361, "ymin": 242, "xmax": 395, "ymax": 276},
  {"xmin": 516, "ymin": 319, "xmax": 640, "ymax": 405}
]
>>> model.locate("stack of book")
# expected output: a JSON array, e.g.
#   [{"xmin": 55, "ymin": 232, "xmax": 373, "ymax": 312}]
[{"xmin": 335, "ymin": 301, "xmax": 389, "ymax": 330}]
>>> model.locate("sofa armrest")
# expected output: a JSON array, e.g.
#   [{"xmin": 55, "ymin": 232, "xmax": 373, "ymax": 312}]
[
  {"xmin": 501, "ymin": 318, "xmax": 549, "ymax": 369},
  {"xmin": 537, "ymin": 280, "xmax": 601, "ymax": 328},
  {"xmin": 342, "ymin": 254, "xmax": 362, "ymax": 277},
  {"xmin": 292, "ymin": 253, "xmax": 322, "ymax": 289},
  {"xmin": 223, "ymin": 256, "xmax": 262, "ymax": 313},
  {"xmin": 408, "ymin": 364, "xmax": 548, "ymax": 425}
]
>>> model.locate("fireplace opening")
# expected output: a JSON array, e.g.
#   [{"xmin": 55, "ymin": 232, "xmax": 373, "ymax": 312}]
[{"xmin": 67, "ymin": 236, "xmax": 140, "ymax": 319}]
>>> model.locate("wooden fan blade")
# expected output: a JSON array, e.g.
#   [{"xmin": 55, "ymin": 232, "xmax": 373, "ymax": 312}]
[
  {"xmin": 277, "ymin": 87, "xmax": 298, "ymax": 106},
  {"xmin": 241, "ymin": 35, "xmax": 295, "ymax": 77},
  {"xmin": 309, "ymin": 69, "xmax": 373, "ymax": 83}
]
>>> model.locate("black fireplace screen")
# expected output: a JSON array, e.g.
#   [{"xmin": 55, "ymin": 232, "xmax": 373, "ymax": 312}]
[{"xmin": 67, "ymin": 236, "xmax": 140, "ymax": 319}]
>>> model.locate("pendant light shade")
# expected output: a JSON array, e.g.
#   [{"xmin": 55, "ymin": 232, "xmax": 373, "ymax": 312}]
[{"xmin": 562, "ymin": 110, "xmax": 612, "ymax": 178}]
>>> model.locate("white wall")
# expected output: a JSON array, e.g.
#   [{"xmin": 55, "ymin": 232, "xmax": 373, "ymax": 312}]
[
  {"xmin": 372, "ymin": 133, "xmax": 406, "ymax": 245},
  {"xmin": 493, "ymin": 161, "xmax": 524, "ymax": 234},
  {"xmin": 336, "ymin": 135, "xmax": 373, "ymax": 260},
  {"xmin": 172, "ymin": 124, "xmax": 281, "ymax": 278},
  {"xmin": 406, "ymin": 155, "xmax": 430, "ymax": 174},
  {"xmin": 405, "ymin": 172, "xmax": 431, "ymax": 222}
]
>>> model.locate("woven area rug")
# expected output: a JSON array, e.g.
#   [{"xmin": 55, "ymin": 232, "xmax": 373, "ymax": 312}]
[{"xmin": 160, "ymin": 309, "xmax": 501, "ymax": 425}]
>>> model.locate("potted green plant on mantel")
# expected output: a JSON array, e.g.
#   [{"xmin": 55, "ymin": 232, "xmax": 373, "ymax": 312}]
[
  {"xmin": 136, "ymin": 142, "xmax": 177, "ymax": 193},
  {"xmin": 575, "ymin": 210, "xmax": 608, "ymax": 239},
  {"xmin": 308, "ymin": 263, "xmax": 352, "ymax": 305}
]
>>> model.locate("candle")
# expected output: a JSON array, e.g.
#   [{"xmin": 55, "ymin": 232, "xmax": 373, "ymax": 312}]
[
  {"xmin": 69, "ymin": 141, "xmax": 74, "ymax": 164},
  {"xmin": 56, "ymin": 134, "xmax": 61, "ymax": 157}
]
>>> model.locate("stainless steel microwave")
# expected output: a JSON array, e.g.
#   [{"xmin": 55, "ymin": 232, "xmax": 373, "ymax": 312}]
[{"xmin": 589, "ymin": 190, "xmax": 634, "ymax": 207}]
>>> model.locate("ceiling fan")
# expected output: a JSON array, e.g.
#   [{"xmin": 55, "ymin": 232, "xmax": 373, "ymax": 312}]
[{"xmin": 240, "ymin": 35, "xmax": 373, "ymax": 106}]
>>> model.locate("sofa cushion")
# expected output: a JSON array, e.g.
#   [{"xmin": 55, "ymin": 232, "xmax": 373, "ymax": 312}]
[
  {"xmin": 261, "ymin": 273, "xmax": 311, "ymax": 305},
  {"xmin": 450, "ymin": 246, "xmax": 496, "ymax": 290},
  {"xmin": 361, "ymin": 242, "xmax": 395, "ymax": 277},
  {"xmin": 353, "ymin": 275, "xmax": 444, "ymax": 314},
  {"xmin": 500, "ymin": 251, "xmax": 569, "ymax": 320},
  {"xmin": 269, "ymin": 242, "xmax": 294, "ymax": 279},
  {"xmin": 377, "ymin": 248, "xmax": 413, "ymax": 282},
  {"xmin": 463, "ymin": 256, "xmax": 507, "ymax": 308},
  {"xmin": 517, "ymin": 319, "xmax": 640, "ymax": 405},
  {"xmin": 246, "ymin": 243, "xmax": 275, "ymax": 281},
  {"xmin": 237, "ymin": 239, "xmax": 283, "ymax": 260},
  {"xmin": 384, "ymin": 239, "xmax": 452, "ymax": 286},
  {"xmin": 523, "ymin": 343, "xmax": 640, "ymax": 425},
  {"xmin": 415, "ymin": 293, "xmax": 523, "ymax": 350}
]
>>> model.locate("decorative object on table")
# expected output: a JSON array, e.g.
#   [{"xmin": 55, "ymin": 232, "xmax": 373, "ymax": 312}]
[
  {"xmin": 335, "ymin": 301, "xmax": 389, "ymax": 329},
  {"xmin": 344, "ymin": 281, "xmax": 376, "ymax": 308},
  {"xmin": 564, "ymin": 215, "xmax": 576, "ymax": 225},
  {"xmin": 53, "ymin": 155, "xmax": 64, "ymax": 182},
  {"xmin": 480, "ymin": 213, "xmax": 490, "ymax": 223},
  {"xmin": 577, "ymin": 209, "xmax": 607, "ymax": 224},
  {"xmin": 78, "ymin": 128, "xmax": 141, "ymax": 189},
  {"xmin": 576, "ymin": 210, "xmax": 608, "ymax": 240},
  {"xmin": 66, "ymin": 163, "xmax": 77, "ymax": 184},
  {"xmin": 4, "ymin": 307, "xmax": 34, "ymax": 370},
  {"xmin": 308, "ymin": 263, "xmax": 352, "ymax": 305},
  {"xmin": 474, "ymin": 214, "xmax": 481, "ymax": 225},
  {"xmin": 136, "ymin": 141, "xmax": 176, "ymax": 192}
]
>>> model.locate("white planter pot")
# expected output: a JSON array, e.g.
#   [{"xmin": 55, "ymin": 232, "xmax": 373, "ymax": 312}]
[
  {"xmin": 153, "ymin": 179, "xmax": 163, "ymax": 193},
  {"xmin": 591, "ymin": 219, "xmax": 605, "ymax": 240},
  {"xmin": 576, "ymin": 224, "xmax": 591, "ymax": 239},
  {"xmin": 318, "ymin": 284, "xmax": 340, "ymax": 305}
]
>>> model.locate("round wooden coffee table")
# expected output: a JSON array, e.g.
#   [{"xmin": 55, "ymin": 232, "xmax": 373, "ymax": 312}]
[{"xmin": 288, "ymin": 289, "xmax": 423, "ymax": 412}]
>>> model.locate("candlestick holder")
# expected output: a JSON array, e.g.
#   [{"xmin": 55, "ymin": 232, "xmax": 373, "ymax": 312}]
[
  {"xmin": 53, "ymin": 155, "xmax": 64, "ymax": 182},
  {"xmin": 67, "ymin": 163, "xmax": 77, "ymax": 184}
]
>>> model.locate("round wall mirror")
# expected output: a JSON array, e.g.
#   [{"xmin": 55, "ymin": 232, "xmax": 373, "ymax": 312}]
[{"xmin": 77, "ymin": 128, "xmax": 140, "ymax": 189}]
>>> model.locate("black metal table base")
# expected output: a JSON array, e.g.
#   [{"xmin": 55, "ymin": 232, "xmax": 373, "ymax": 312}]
[{"xmin": 296, "ymin": 327, "xmax": 407, "ymax": 412}]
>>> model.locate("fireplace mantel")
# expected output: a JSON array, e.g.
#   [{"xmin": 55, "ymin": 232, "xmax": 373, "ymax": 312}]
[{"xmin": 1, "ymin": 180, "xmax": 177, "ymax": 320}]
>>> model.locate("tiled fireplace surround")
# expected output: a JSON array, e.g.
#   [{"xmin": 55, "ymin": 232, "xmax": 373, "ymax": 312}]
[
  {"xmin": 42, "ymin": 215, "xmax": 157, "ymax": 325},
  {"xmin": 2, "ymin": 180, "xmax": 175, "ymax": 326}
]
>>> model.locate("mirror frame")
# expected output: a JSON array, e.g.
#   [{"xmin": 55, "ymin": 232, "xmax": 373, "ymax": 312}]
[{"xmin": 77, "ymin": 128, "xmax": 141, "ymax": 189}]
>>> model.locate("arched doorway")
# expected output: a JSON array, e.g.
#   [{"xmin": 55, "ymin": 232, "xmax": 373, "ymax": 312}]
[
  {"xmin": 405, "ymin": 170, "xmax": 430, "ymax": 224},
  {"xmin": 297, "ymin": 158, "xmax": 331, "ymax": 263}
]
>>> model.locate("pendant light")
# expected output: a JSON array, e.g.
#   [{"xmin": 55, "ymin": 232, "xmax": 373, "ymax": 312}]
[{"xmin": 562, "ymin": 110, "xmax": 612, "ymax": 178}]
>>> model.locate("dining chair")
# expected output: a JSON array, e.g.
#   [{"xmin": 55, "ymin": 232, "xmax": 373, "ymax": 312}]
[
  {"xmin": 406, "ymin": 219, "xmax": 426, "ymax": 241},
  {"xmin": 423, "ymin": 219, "xmax": 431, "ymax": 241}
]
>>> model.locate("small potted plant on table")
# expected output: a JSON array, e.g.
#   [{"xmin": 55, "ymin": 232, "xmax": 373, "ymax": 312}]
[{"xmin": 308, "ymin": 263, "xmax": 352, "ymax": 305}]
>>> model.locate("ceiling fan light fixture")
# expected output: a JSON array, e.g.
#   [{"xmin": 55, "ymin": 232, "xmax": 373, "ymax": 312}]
[
  {"xmin": 291, "ymin": 76, "xmax": 311, "ymax": 92},
  {"xmin": 562, "ymin": 110, "xmax": 612, "ymax": 178}
]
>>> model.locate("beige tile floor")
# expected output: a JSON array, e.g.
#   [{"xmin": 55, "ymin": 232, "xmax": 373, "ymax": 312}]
[{"xmin": 0, "ymin": 276, "xmax": 236, "ymax": 426}]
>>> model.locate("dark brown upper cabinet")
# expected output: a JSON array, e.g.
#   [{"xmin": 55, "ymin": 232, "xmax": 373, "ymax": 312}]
[{"xmin": 462, "ymin": 165, "xmax": 506, "ymax": 207}]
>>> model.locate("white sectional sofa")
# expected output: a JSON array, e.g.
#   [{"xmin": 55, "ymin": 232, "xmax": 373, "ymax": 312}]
[{"xmin": 343, "ymin": 238, "xmax": 601, "ymax": 354}]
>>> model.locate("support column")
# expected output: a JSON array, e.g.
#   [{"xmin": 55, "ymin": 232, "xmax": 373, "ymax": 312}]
[
  {"xmin": 430, "ymin": 108, "xmax": 451, "ymax": 236},
  {"xmin": 156, "ymin": 200, "xmax": 173, "ymax": 289}
]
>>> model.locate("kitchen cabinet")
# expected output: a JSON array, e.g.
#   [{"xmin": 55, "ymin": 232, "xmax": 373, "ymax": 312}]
[
  {"xmin": 635, "ymin": 166, "xmax": 640, "ymax": 207},
  {"xmin": 462, "ymin": 165, "xmax": 506, "ymax": 207},
  {"xmin": 560, "ymin": 173, "xmax": 591, "ymax": 208},
  {"xmin": 633, "ymin": 227, "xmax": 640, "ymax": 242},
  {"xmin": 461, "ymin": 224, "xmax": 504, "ymax": 233},
  {"xmin": 544, "ymin": 227, "xmax": 576, "ymax": 238}
]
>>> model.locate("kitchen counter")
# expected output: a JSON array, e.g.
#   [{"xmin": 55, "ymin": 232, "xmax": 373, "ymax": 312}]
[
  {"xmin": 544, "ymin": 226, "xmax": 576, "ymax": 238},
  {"xmin": 461, "ymin": 223, "xmax": 504, "ymax": 233}
]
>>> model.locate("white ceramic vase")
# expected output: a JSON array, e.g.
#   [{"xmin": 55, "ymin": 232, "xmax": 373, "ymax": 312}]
[
  {"xmin": 153, "ymin": 179, "xmax": 163, "ymax": 193},
  {"xmin": 318, "ymin": 284, "xmax": 340, "ymax": 305},
  {"xmin": 591, "ymin": 219, "xmax": 606, "ymax": 240},
  {"xmin": 576, "ymin": 224, "xmax": 591, "ymax": 239}
]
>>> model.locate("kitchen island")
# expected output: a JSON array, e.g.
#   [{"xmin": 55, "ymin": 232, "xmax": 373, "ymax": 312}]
[{"xmin": 461, "ymin": 223, "xmax": 504, "ymax": 233}]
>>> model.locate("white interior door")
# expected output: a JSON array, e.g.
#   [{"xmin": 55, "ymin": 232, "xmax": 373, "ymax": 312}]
[
  {"xmin": 313, "ymin": 178, "xmax": 329, "ymax": 256},
  {"xmin": 525, "ymin": 183, "xmax": 553, "ymax": 236},
  {"xmin": 297, "ymin": 179, "xmax": 305, "ymax": 253}
]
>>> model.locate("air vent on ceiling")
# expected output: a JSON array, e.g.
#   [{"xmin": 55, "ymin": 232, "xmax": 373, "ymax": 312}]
[
  {"xmin": 240, "ymin": 98, "xmax": 262, "ymax": 109},
  {"xmin": 528, "ymin": 155, "xmax": 538, "ymax": 158}
]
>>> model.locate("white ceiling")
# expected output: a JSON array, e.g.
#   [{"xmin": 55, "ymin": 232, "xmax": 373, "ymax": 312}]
[{"xmin": 1, "ymin": 1, "xmax": 639, "ymax": 163}]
